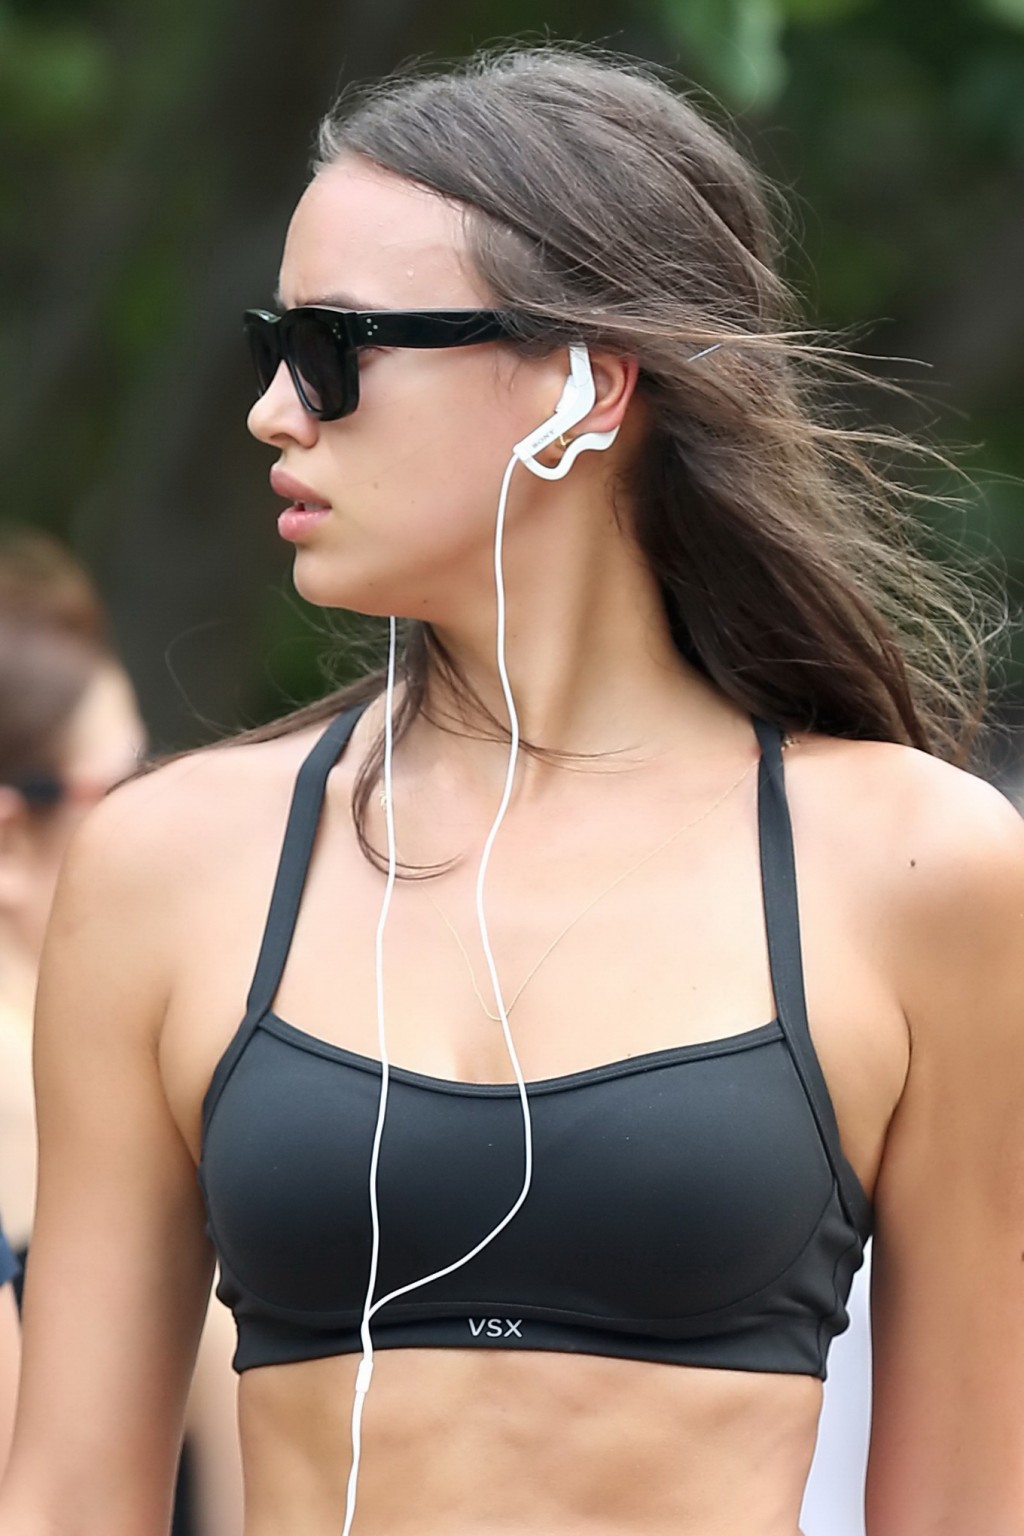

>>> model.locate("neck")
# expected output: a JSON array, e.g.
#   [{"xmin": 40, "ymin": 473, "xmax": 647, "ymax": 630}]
[{"xmin": 403, "ymin": 474, "xmax": 744, "ymax": 797}]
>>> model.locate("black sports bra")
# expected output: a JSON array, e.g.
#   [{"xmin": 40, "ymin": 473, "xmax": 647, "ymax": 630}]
[{"xmin": 199, "ymin": 708, "xmax": 871, "ymax": 1379}]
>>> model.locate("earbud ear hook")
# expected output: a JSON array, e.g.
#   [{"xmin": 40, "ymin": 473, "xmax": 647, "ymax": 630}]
[
  {"xmin": 511, "ymin": 339, "xmax": 723, "ymax": 482},
  {"xmin": 512, "ymin": 343, "xmax": 619, "ymax": 481}
]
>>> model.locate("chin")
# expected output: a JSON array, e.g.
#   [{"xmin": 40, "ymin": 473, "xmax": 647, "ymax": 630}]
[{"xmin": 290, "ymin": 553, "xmax": 401, "ymax": 619}]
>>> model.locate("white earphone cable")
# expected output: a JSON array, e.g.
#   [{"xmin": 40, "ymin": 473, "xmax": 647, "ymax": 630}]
[
  {"xmin": 340, "ymin": 612, "xmax": 398, "ymax": 1536},
  {"xmin": 341, "ymin": 453, "xmax": 533, "ymax": 1535}
]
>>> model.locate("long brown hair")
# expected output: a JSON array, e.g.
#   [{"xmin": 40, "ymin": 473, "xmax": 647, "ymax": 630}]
[{"xmin": 237, "ymin": 45, "xmax": 996, "ymax": 858}]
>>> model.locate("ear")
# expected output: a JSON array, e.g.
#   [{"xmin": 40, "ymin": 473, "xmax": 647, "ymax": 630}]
[
  {"xmin": 580, "ymin": 350, "xmax": 641, "ymax": 440},
  {"xmin": 521, "ymin": 349, "xmax": 643, "ymax": 478}
]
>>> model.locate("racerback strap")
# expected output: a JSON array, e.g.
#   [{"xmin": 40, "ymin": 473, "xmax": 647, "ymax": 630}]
[
  {"xmin": 246, "ymin": 704, "xmax": 369, "ymax": 1018},
  {"xmin": 752, "ymin": 719, "xmax": 871, "ymax": 1234}
]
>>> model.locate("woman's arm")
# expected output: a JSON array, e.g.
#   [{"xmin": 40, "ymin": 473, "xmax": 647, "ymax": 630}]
[
  {"xmin": 866, "ymin": 766, "xmax": 1024, "ymax": 1535},
  {"xmin": 0, "ymin": 782, "xmax": 214, "ymax": 1535},
  {"xmin": 183, "ymin": 1292, "xmax": 245, "ymax": 1536},
  {"xmin": 0, "ymin": 1274, "xmax": 19, "ymax": 1479}
]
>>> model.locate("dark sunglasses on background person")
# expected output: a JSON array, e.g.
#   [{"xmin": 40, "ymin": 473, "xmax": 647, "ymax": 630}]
[
  {"xmin": 9, "ymin": 756, "xmax": 150, "ymax": 810},
  {"xmin": 12, "ymin": 775, "xmax": 94, "ymax": 809},
  {"xmin": 243, "ymin": 307, "xmax": 516, "ymax": 421},
  {"xmin": 9, "ymin": 776, "xmax": 119, "ymax": 809}
]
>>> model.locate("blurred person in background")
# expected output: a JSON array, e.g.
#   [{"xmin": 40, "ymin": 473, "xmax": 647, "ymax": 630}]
[
  {"xmin": 0, "ymin": 529, "xmax": 243, "ymax": 1535},
  {"xmin": 1, "ymin": 45, "xmax": 1022, "ymax": 1536},
  {"xmin": 0, "ymin": 1217, "xmax": 19, "ymax": 1477},
  {"xmin": 0, "ymin": 528, "xmax": 146, "ymax": 1275}
]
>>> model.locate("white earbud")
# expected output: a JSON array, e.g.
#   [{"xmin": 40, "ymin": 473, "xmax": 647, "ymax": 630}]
[{"xmin": 512, "ymin": 344, "xmax": 619, "ymax": 481}]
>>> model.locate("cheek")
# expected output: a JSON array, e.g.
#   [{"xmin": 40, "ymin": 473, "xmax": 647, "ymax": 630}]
[
  {"xmin": 366, "ymin": 343, "xmax": 541, "ymax": 461},
  {"xmin": 292, "ymin": 461, "xmax": 499, "ymax": 615},
  {"xmin": 295, "ymin": 354, "xmax": 532, "ymax": 610}
]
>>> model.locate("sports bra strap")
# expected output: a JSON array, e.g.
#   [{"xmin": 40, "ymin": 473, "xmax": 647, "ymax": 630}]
[
  {"xmin": 752, "ymin": 720, "xmax": 871, "ymax": 1234},
  {"xmin": 246, "ymin": 704, "xmax": 369, "ymax": 1017}
]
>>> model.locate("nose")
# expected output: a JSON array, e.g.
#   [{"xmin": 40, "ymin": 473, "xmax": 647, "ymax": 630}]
[{"xmin": 247, "ymin": 360, "xmax": 319, "ymax": 448}]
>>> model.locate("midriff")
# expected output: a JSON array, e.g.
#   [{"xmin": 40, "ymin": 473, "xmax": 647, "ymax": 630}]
[{"xmin": 236, "ymin": 1347, "xmax": 822, "ymax": 1535}]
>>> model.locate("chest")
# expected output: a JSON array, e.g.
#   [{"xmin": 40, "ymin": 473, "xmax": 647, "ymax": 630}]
[
  {"xmin": 200, "ymin": 1020, "xmax": 840, "ymax": 1329},
  {"xmin": 159, "ymin": 783, "xmax": 905, "ymax": 1201}
]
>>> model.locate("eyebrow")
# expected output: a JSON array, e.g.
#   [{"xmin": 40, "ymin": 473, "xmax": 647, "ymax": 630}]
[{"xmin": 272, "ymin": 287, "xmax": 389, "ymax": 312}]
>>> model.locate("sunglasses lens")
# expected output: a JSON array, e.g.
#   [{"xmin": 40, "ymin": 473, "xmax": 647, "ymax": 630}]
[
  {"xmin": 245, "ymin": 315, "xmax": 280, "ymax": 396},
  {"xmin": 288, "ymin": 311, "xmax": 350, "ymax": 418}
]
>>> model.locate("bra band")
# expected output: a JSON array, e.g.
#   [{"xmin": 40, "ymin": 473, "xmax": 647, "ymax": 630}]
[{"xmin": 752, "ymin": 719, "xmax": 871, "ymax": 1233}]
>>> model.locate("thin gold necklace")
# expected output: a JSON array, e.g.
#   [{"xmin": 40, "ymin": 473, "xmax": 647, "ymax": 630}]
[{"xmin": 427, "ymin": 753, "xmax": 758, "ymax": 1023}]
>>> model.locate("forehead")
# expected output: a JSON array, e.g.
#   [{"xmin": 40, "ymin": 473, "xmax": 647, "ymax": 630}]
[{"xmin": 278, "ymin": 155, "xmax": 487, "ymax": 309}]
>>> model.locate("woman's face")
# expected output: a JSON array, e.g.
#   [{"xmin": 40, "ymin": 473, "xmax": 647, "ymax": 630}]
[
  {"xmin": 15, "ymin": 662, "xmax": 146, "ymax": 960},
  {"xmin": 247, "ymin": 155, "xmax": 576, "ymax": 619}
]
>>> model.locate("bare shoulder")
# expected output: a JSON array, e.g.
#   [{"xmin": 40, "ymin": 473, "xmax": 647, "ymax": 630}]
[
  {"xmin": 785, "ymin": 732, "xmax": 1024, "ymax": 1038},
  {"xmin": 45, "ymin": 718, "xmax": 359, "ymax": 1034},
  {"xmin": 786, "ymin": 730, "xmax": 1023, "ymax": 893},
  {"xmin": 62, "ymin": 720, "xmax": 341, "ymax": 900}
]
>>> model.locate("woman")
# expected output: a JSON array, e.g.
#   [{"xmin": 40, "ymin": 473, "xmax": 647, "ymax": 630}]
[
  {"xmin": 0, "ymin": 46, "xmax": 1021, "ymax": 1536},
  {"xmin": 0, "ymin": 531, "xmax": 242, "ymax": 1535}
]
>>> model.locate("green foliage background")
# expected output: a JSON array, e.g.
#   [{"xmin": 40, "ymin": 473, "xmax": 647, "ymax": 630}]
[{"xmin": 2, "ymin": 0, "xmax": 1023, "ymax": 749}]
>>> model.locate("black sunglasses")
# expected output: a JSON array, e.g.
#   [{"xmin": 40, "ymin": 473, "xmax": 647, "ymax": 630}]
[{"xmin": 243, "ymin": 306, "xmax": 515, "ymax": 421}]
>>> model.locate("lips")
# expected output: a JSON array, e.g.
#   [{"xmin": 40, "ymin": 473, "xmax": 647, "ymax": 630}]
[{"xmin": 269, "ymin": 464, "xmax": 331, "ymax": 510}]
